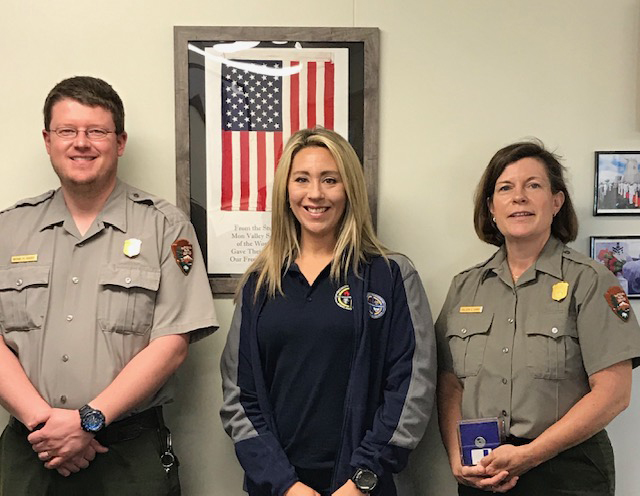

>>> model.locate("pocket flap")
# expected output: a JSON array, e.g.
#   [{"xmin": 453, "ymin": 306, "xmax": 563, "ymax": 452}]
[
  {"xmin": 99, "ymin": 264, "xmax": 161, "ymax": 292},
  {"xmin": 526, "ymin": 312, "xmax": 578, "ymax": 339},
  {"xmin": 445, "ymin": 312, "xmax": 494, "ymax": 339},
  {"xmin": 0, "ymin": 265, "xmax": 50, "ymax": 291}
]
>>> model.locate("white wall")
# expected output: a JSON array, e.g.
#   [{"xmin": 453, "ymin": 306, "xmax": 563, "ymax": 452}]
[{"xmin": 2, "ymin": 1, "xmax": 640, "ymax": 494}]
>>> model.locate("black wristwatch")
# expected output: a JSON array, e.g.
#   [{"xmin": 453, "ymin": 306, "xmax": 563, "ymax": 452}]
[
  {"xmin": 79, "ymin": 404, "xmax": 106, "ymax": 434},
  {"xmin": 351, "ymin": 468, "xmax": 378, "ymax": 493}
]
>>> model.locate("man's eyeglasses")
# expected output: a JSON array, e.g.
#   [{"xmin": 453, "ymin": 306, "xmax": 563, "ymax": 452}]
[{"xmin": 49, "ymin": 127, "xmax": 115, "ymax": 141}]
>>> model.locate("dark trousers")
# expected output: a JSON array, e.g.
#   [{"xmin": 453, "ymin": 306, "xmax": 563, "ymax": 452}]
[
  {"xmin": 0, "ymin": 412, "xmax": 180, "ymax": 496},
  {"xmin": 458, "ymin": 430, "xmax": 615, "ymax": 496}
]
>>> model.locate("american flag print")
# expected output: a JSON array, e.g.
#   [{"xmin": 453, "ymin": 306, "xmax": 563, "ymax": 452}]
[{"xmin": 206, "ymin": 48, "xmax": 349, "ymax": 213}]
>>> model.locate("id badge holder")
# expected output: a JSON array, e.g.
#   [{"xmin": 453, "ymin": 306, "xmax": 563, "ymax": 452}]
[{"xmin": 457, "ymin": 417, "xmax": 505, "ymax": 466}]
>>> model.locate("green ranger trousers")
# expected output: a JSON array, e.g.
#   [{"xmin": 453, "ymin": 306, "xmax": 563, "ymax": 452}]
[
  {"xmin": 458, "ymin": 430, "xmax": 615, "ymax": 496},
  {"xmin": 0, "ymin": 420, "xmax": 180, "ymax": 496}
]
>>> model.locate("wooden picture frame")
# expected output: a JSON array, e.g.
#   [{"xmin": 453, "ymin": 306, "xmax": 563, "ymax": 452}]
[{"xmin": 174, "ymin": 26, "xmax": 380, "ymax": 297}]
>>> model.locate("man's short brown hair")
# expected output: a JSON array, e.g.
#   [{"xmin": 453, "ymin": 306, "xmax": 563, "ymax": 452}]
[{"xmin": 44, "ymin": 76, "xmax": 125, "ymax": 134}]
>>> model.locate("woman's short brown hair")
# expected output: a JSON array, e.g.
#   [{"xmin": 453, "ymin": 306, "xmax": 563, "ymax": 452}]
[{"xmin": 473, "ymin": 140, "xmax": 578, "ymax": 246}]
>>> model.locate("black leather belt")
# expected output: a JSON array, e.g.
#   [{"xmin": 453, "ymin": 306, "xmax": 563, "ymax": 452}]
[
  {"xmin": 8, "ymin": 406, "xmax": 164, "ymax": 446},
  {"xmin": 505, "ymin": 435, "xmax": 533, "ymax": 446}
]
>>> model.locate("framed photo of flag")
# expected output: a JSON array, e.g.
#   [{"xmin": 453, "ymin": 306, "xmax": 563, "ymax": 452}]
[{"xmin": 174, "ymin": 27, "xmax": 380, "ymax": 296}]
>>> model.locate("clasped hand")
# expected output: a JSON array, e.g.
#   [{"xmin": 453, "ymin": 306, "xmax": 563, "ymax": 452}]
[
  {"xmin": 27, "ymin": 408, "xmax": 108, "ymax": 477},
  {"xmin": 454, "ymin": 442, "xmax": 544, "ymax": 492}
]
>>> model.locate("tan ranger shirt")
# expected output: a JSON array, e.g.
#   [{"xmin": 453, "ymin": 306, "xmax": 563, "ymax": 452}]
[
  {"xmin": 436, "ymin": 236, "xmax": 640, "ymax": 439},
  {"xmin": 0, "ymin": 180, "xmax": 218, "ymax": 415}
]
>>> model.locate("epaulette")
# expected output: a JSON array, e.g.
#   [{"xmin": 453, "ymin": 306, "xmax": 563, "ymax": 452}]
[
  {"xmin": 457, "ymin": 251, "xmax": 499, "ymax": 276},
  {"xmin": 562, "ymin": 245, "xmax": 601, "ymax": 274},
  {"xmin": 0, "ymin": 190, "xmax": 56, "ymax": 215},
  {"xmin": 125, "ymin": 185, "xmax": 188, "ymax": 226}
]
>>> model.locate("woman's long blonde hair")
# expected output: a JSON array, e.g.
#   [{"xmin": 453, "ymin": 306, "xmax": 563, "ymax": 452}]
[{"xmin": 239, "ymin": 127, "xmax": 388, "ymax": 299}]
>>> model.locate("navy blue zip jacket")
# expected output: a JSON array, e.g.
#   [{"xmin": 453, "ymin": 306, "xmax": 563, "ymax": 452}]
[{"xmin": 220, "ymin": 254, "xmax": 436, "ymax": 495}]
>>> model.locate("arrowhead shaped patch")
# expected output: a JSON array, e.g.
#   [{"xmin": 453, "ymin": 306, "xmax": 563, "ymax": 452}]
[{"xmin": 172, "ymin": 238, "xmax": 194, "ymax": 275}]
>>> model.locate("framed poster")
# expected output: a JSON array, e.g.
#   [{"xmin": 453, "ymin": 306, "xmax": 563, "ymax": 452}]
[
  {"xmin": 590, "ymin": 236, "xmax": 640, "ymax": 297},
  {"xmin": 594, "ymin": 151, "xmax": 640, "ymax": 215},
  {"xmin": 174, "ymin": 26, "xmax": 380, "ymax": 296}
]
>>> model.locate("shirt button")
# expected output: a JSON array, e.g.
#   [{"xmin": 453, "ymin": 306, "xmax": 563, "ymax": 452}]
[
  {"xmin": 62, "ymin": 354, "xmax": 69, "ymax": 362},
  {"xmin": 502, "ymin": 410, "xmax": 508, "ymax": 416},
  {"xmin": 502, "ymin": 347, "xmax": 509, "ymax": 353},
  {"xmin": 16, "ymin": 279, "xmax": 23, "ymax": 286},
  {"xmin": 125, "ymin": 277, "xmax": 132, "ymax": 284},
  {"xmin": 60, "ymin": 395, "xmax": 67, "ymax": 404},
  {"xmin": 461, "ymin": 328, "xmax": 467, "ymax": 334},
  {"xmin": 66, "ymin": 315, "xmax": 73, "ymax": 322},
  {"xmin": 72, "ymin": 277, "xmax": 79, "ymax": 284},
  {"xmin": 502, "ymin": 378, "xmax": 508, "ymax": 384},
  {"xmin": 507, "ymin": 318, "xmax": 514, "ymax": 324},
  {"xmin": 551, "ymin": 327, "xmax": 559, "ymax": 334},
  {"xmin": 77, "ymin": 243, "xmax": 84, "ymax": 247}
]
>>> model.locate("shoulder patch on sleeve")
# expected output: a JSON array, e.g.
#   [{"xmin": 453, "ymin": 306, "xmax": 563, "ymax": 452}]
[
  {"xmin": 0, "ymin": 190, "xmax": 56, "ymax": 215},
  {"xmin": 172, "ymin": 238, "xmax": 194, "ymax": 275},
  {"xmin": 604, "ymin": 286, "xmax": 631, "ymax": 322}
]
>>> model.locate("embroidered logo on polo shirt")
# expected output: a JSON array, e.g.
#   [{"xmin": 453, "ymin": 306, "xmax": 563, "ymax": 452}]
[
  {"xmin": 335, "ymin": 285, "xmax": 353, "ymax": 310},
  {"xmin": 367, "ymin": 292, "xmax": 386, "ymax": 319},
  {"xmin": 604, "ymin": 286, "xmax": 631, "ymax": 322}
]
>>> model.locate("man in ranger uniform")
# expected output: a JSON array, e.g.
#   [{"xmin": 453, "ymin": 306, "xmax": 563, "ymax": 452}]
[{"xmin": 0, "ymin": 76, "xmax": 217, "ymax": 495}]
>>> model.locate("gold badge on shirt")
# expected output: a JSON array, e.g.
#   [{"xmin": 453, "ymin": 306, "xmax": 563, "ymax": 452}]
[
  {"xmin": 11, "ymin": 254, "xmax": 38, "ymax": 263},
  {"xmin": 551, "ymin": 281, "xmax": 569, "ymax": 302},
  {"xmin": 123, "ymin": 238, "xmax": 142, "ymax": 258},
  {"xmin": 459, "ymin": 306, "xmax": 483, "ymax": 313}
]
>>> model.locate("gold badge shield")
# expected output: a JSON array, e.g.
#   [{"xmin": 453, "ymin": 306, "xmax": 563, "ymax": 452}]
[
  {"xmin": 552, "ymin": 282, "xmax": 569, "ymax": 302},
  {"xmin": 123, "ymin": 239, "xmax": 142, "ymax": 258}
]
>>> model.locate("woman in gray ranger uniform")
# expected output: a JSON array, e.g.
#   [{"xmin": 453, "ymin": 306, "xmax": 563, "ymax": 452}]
[
  {"xmin": 220, "ymin": 127, "xmax": 436, "ymax": 496},
  {"xmin": 436, "ymin": 141, "xmax": 640, "ymax": 495}
]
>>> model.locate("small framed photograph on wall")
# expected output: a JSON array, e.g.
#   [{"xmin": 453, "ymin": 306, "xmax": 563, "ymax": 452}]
[
  {"xmin": 594, "ymin": 151, "xmax": 640, "ymax": 215},
  {"xmin": 590, "ymin": 236, "xmax": 640, "ymax": 297}
]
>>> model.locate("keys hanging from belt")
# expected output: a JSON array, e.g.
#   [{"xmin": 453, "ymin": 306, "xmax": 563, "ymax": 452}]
[{"xmin": 160, "ymin": 427, "xmax": 175, "ymax": 473}]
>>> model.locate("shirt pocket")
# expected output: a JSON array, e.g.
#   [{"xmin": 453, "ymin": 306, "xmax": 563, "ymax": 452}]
[
  {"xmin": 98, "ymin": 264, "xmax": 161, "ymax": 335},
  {"xmin": 0, "ymin": 265, "xmax": 51, "ymax": 332},
  {"xmin": 445, "ymin": 312, "xmax": 493, "ymax": 378},
  {"xmin": 525, "ymin": 311, "xmax": 578, "ymax": 380}
]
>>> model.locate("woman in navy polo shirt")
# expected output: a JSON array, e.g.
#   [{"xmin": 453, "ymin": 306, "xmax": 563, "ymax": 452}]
[{"xmin": 220, "ymin": 127, "xmax": 436, "ymax": 496}]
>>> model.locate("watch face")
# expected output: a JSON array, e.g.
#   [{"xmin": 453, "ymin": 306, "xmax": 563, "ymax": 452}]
[
  {"xmin": 355, "ymin": 469, "xmax": 378, "ymax": 491},
  {"xmin": 81, "ymin": 409, "xmax": 105, "ymax": 432}
]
